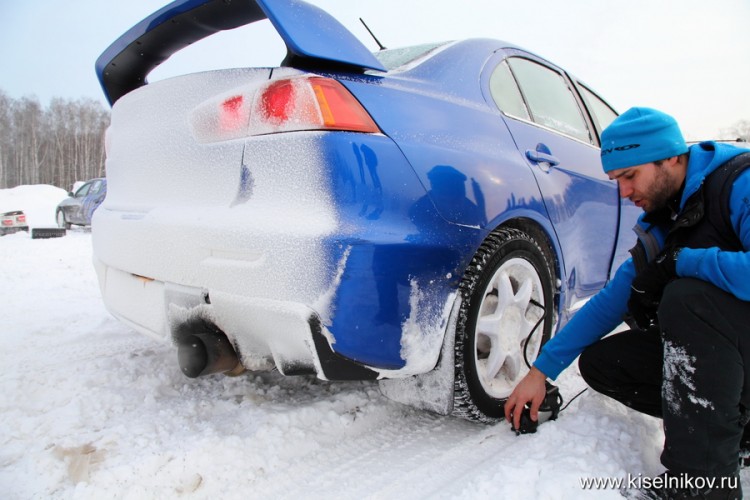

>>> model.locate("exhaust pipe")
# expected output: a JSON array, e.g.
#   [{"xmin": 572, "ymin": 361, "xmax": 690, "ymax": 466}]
[{"xmin": 176, "ymin": 324, "xmax": 244, "ymax": 378}]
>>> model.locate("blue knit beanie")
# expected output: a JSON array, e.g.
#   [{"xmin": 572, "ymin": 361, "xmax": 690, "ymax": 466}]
[{"xmin": 600, "ymin": 107, "xmax": 688, "ymax": 172}]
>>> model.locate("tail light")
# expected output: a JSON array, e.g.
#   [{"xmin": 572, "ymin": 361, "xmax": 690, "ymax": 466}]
[
  {"xmin": 192, "ymin": 76, "xmax": 380, "ymax": 143},
  {"xmin": 1, "ymin": 211, "xmax": 25, "ymax": 226}
]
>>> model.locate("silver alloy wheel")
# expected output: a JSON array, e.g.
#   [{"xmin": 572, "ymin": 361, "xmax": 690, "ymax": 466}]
[{"xmin": 473, "ymin": 257, "xmax": 546, "ymax": 399}]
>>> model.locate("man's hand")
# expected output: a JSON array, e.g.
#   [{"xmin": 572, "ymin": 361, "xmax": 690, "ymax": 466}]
[
  {"xmin": 627, "ymin": 247, "xmax": 681, "ymax": 329},
  {"xmin": 504, "ymin": 366, "xmax": 548, "ymax": 430}
]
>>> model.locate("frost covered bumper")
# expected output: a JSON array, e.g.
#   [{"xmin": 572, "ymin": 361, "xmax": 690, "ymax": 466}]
[
  {"xmin": 92, "ymin": 217, "xmax": 467, "ymax": 381},
  {"xmin": 93, "ymin": 257, "xmax": 381, "ymax": 379}
]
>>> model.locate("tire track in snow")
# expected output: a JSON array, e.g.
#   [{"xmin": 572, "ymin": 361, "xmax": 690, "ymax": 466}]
[{"xmin": 243, "ymin": 399, "xmax": 513, "ymax": 499}]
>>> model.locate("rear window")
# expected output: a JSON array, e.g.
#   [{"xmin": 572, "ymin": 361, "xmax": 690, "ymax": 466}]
[{"xmin": 373, "ymin": 42, "xmax": 449, "ymax": 70}]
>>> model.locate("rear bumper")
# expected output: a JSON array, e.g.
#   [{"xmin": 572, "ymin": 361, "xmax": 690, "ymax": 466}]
[
  {"xmin": 94, "ymin": 256, "xmax": 379, "ymax": 380},
  {"xmin": 92, "ymin": 192, "xmax": 348, "ymax": 376},
  {"xmin": 0, "ymin": 226, "xmax": 28, "ymax": 235}
]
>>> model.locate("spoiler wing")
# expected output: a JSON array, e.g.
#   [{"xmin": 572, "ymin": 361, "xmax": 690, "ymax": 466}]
[{"xmin": 96, "ymin": 0, "xmax": 386, "ymax": 105}]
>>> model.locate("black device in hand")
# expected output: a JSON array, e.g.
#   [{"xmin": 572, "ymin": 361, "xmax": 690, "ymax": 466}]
[{"xmin": 511, "ymin": 381, "xmax": 562, "ymax": 435}]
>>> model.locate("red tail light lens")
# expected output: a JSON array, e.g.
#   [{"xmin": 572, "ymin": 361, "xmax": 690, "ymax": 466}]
[
  {"xmin": 192, "ymin": 76, "xmax": 380, "ymax": 143},
  {"xmin": 220, "ymin": 95, "xmax": 246, "ymax": 131},
  {"xmin": 260, "ymin": 80, "xmax": 296, "ymax": 124},
  {"xmin": 17, "ymin": 214, "xmax": 26, "ymax": 223}
]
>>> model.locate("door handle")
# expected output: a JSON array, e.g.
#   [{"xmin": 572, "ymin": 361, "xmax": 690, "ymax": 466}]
[{"xmin": 525, "ymin": 149, "xmax": 560, "ymax": 169}]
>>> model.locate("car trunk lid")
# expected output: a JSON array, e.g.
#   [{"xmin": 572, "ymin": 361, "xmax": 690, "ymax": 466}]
[{"xmin": 103, "ymin": 67, "xmax": 275, "ymax": 211}]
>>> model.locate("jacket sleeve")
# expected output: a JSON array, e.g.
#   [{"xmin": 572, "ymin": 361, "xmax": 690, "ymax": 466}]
[
  {"xmin": 677, "ymin": 170, "xmax": 750, "ymax": 301},
  {"xmin": 533, "ymin": 258, "xmax": 636, "ymax": 380}
]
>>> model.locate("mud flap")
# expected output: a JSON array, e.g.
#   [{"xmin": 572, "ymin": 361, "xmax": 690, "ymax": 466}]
[{"xmin": 377, "ymin": 296, "xmax": 461, "ymax": 416}]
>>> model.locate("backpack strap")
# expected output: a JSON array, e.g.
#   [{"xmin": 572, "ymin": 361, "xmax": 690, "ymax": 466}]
[
  {"xmin": 704, "ymin": 151, "xmax": 750, "ymax": 251},
  {"xmin": 629, "ymin": 224, "xmax": 661, "ymax": 274}
]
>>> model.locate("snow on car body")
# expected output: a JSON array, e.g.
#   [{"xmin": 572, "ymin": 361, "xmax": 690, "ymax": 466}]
[{"xmin": 93, "ymin": 0, "xmax": 638, "ymax": 421}]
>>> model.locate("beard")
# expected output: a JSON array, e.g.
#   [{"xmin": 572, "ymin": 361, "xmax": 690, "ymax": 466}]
[{"xmin": 641, "ymin": 165, "xmax": 677, "ymax": 213}]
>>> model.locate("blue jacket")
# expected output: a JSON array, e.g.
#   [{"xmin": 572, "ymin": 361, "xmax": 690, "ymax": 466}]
[{"xmin": 535, "ymin": 142, "xmax": 750, "ymax": 380}]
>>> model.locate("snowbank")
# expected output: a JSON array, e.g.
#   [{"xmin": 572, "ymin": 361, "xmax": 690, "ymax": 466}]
[{"xmin": 0, "ymin": 184, "xmax": 69, "ymax": 227}]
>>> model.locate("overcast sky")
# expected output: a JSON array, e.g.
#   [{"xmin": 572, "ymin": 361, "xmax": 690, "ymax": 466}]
[{"xmin": 1, "ymin": 0, "xmax": 748, "ymax": 140}]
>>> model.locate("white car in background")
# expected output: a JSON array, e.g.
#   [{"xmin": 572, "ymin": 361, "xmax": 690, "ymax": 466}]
[{"xmin": 0, "ymin": 211, "xmax": 28, "ymax": 236}]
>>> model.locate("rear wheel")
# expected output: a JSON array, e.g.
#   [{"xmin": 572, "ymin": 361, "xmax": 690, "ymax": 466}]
[
  {"xmin": 453, "ymin": 228, "xmax": 556, "ymax": 423},
  {"xmin": 56, "ymin": 210, "xmax": 71, "ymax": 230}
]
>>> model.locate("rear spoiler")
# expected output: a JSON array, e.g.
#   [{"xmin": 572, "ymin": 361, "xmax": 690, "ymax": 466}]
[{"xmin": 96, "ymin": 0, "xmax": 386, "ymax": 106}]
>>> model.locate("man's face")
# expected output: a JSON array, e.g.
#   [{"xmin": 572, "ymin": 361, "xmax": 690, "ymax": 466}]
[{"xmin": 608, "ymin": 160, "xmax": 679, "ymax": 213}]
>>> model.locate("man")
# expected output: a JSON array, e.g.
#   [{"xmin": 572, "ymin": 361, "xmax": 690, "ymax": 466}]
[{"xmin": 504, "ymin": 107, "xmax": 750, "ymax": 499}]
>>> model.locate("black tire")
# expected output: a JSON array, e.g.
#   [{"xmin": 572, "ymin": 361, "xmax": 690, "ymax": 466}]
[
  {"xmin": 56, "ymin": 210, "xmax": 71, "ymax": 230},
  {"xmin": 453, "ymin": 227, "xmax": 556, "ymax": 423}
]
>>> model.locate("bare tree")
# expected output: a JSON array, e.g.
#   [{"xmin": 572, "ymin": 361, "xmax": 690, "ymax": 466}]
[
  {"xmin": 721, "ymin": 119, "xmax": 750, "ymax": 142},
  {"xmin": 0, "ymin": 90, "xmax": 110, "ymax": 190},
  {"xmin": 0, "ymin": 90, "xmax": 10, "ymax": 188}
]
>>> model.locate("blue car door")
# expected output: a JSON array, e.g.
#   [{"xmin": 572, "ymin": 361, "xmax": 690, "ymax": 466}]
[{"xmin": 486, "ymin": 52, "xmax": 620, "ymax": 305}]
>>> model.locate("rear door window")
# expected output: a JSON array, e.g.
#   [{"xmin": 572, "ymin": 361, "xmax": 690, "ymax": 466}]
[
  {"xmin": 577, "ymin": 83, "xmax": 618, "ymax": 139},
  {"xmin": 90, "ymin": 180, "xmax": 105, "ymax": 195},
  {"xmin": 491, "ymin": 57, "xmax": 592, "ymax": 144}
]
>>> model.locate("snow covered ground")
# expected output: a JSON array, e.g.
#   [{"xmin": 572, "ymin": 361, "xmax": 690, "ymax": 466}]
[{"xmin": 1, "ymin": 185, "xmax": 745, "ymax": 499}]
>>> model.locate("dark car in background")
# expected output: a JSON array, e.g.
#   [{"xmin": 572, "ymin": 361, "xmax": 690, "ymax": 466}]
[
  {"xmin": 93, "ymin": 0, "xmax": 639, "ymax": 422},
  {"xmin": 56, "ymin": 178, "xmax": 107, "ymax": 229}
]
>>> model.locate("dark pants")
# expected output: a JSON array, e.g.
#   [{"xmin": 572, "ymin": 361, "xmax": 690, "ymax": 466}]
[{"xmin": 579, "ymin": 278, "xmax": 750, "ymax": 478}]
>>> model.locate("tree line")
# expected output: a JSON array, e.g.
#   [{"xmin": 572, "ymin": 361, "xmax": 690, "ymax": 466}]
[{"xmin": 0, "ymin": 89, "xmax": 110, "ymax": 190}]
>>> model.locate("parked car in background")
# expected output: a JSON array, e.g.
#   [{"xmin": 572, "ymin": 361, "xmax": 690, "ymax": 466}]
[
  {"xmin": 56, "ymin": 178, "xmax": 107, "ymax": 229},
  {"xmin": 93, "ymin": 0, "xmax": 639, "ymax": 422},
  {"xmin": 0, "ymin": 211, "xmax": 29, "ymax": 236}
]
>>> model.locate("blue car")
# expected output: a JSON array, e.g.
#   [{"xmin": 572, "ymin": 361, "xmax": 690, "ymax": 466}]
[
  {"xmin": 56, "ymin": 178, "xmax": 107, "ymax": 229},
  {"xmin": 93, "ymin": 0, "xmax": 638, "ymax": 421}
]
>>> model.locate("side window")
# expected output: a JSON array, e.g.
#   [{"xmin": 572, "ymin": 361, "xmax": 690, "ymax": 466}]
[
  {"xmin": 489, "ymin": 61, "xmax": 530, "ymax": 121},
  {"xmin": 578, "ymin": 84, "xmax": 618, "ymax": 139},
  {"xmin": 507, "ymin": 58, "xmax": 592, "ymax": 144},
  {"xmin": 89, "ymin": 180, "xmax": 102, "ymax": 195},
  {"xmin": 75, "ymin": 183, "xmax": 91, "ymax": 198}
]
